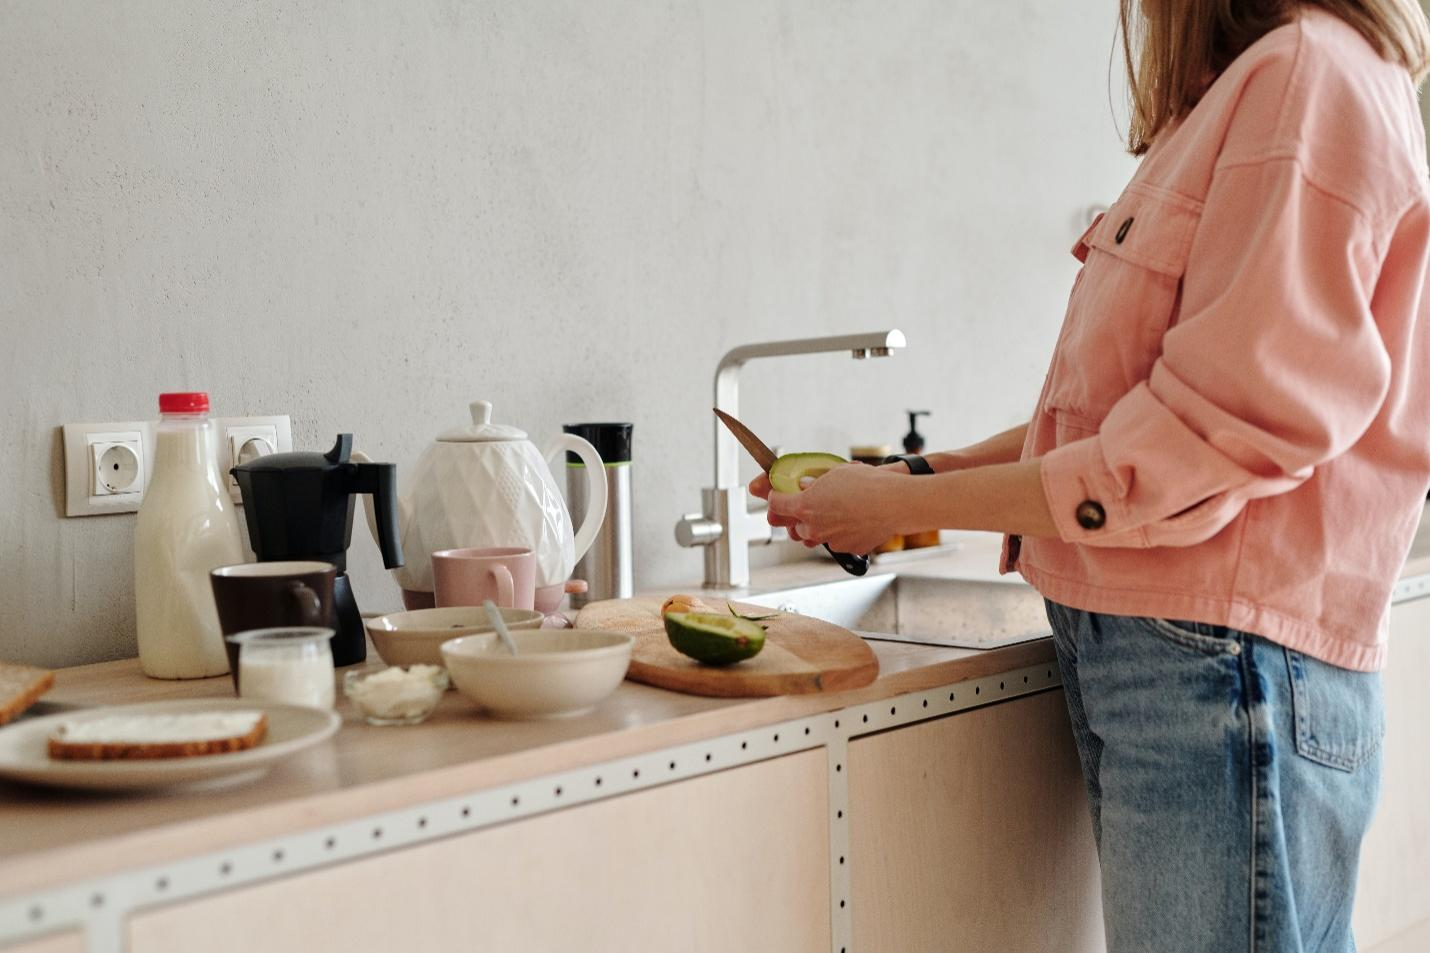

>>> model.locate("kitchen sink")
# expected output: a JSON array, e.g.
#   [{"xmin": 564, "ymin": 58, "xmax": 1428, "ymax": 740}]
[{"xmin": 744, "ymin": 573, "xmax": 1051, "ymax": 650}]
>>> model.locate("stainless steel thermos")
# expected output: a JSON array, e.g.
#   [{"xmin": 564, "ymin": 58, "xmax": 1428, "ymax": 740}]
[{"xmin": 563, "ymin": 423, "xmax": 632, "ymax": 607}]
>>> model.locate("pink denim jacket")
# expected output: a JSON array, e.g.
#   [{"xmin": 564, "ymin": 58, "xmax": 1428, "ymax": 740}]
[{"xmin": 1004, "ymin": 10, "xmax": 1430, "ymax": 672}]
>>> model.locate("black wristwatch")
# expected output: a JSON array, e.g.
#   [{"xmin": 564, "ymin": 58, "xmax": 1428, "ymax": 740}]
[{"xmin": 883, "ymin": 453, "xmax": 935, "ymax": 475}]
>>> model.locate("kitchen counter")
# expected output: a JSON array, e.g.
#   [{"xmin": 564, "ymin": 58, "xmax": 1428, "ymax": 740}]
[
  {"xmin": 0, "ymin": 572, "xmax": 1052, "ymax": 901},
  {"xmin": 5, "ymin": 522, "xmax": 1429, "ymax": 952}
]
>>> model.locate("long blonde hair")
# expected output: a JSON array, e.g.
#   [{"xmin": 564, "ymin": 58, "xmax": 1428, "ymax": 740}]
[{"xmin": 1121, "ymin": 0, "xmax": 1430, "ymax": 155}]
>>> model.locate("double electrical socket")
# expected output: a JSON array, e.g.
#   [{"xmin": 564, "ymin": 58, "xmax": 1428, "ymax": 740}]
[{"xmin": 62, "ymin": 415, "xmax": 294, "ymax": 517}]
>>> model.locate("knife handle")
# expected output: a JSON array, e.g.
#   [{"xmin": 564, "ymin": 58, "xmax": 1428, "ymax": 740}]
[{"xmin": 826, "ymin": 545, "xmax": 870, "ymax": 577}]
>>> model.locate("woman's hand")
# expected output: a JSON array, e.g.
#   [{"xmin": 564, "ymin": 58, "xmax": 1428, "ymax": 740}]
[
  {"xmin": 750, "ymin": 464, "xmax": 906, "ymax": 543},
  {"xmin": 765, "ymin": 464, "xmax": 906, "ymax": 554}
]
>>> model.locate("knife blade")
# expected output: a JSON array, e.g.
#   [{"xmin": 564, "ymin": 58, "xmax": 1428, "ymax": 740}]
[
  {"xmin": 713, "ymin": 409, "xmax": 778, "ymax": 472},
  {"xmin": 712, "ymin": 409, "xmax": 869, "ymax": 577}
]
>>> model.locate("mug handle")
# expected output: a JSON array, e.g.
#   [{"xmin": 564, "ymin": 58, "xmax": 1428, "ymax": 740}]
[
  {"xmin": 490, "ymin": 565, "xmax": 515, "ymax": 608},
  {"xmin": 285, "ymin": 582, "xmax": 324, "ymax": 625}
]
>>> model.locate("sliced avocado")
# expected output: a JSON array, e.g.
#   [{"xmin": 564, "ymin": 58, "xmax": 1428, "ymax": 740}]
[
  {"xmin": 664, "ymin": 611, "xmax": 767, "ymax": 666},
  {"xmin": 768, "ymin": 452, "xmax": 846, "ymax": 494}
]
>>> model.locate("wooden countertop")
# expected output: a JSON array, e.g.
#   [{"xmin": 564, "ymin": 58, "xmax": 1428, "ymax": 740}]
[
  {"xmin": 6, "ymin": 519, "xmax": 1427, "ymax": 901},
  {"xmin": 0, "ymin": 625, "xmax": 1054, "ymax": 899}
]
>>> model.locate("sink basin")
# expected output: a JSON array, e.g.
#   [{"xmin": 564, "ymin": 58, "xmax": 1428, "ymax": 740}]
[{"xmin": 745, "ymin": 573, "xmax": 1051, "ymax": 650}]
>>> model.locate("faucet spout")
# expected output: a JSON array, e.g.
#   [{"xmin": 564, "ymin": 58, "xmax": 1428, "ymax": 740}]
[
  {"xmin": 712, "ymin": 330, "xmax": 906, "ymax": 488},
  {"xmin": 674, "ymin": 329, "xmax": 908, "ymax": 589}
]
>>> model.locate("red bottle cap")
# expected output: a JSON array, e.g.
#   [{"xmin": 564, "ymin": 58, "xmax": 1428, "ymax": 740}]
[{"xmin": 158, "ymin": 392, "xmax": 210, "ymax": 414}]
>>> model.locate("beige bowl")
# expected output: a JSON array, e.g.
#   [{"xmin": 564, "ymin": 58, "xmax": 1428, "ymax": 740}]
[
  {"xmin": 365, "ymin": 607, "xmax": 545, "ymax": 667},
  {"xmin": 440, "ymin": 629, "xmax": 633, "ymax": 720}
]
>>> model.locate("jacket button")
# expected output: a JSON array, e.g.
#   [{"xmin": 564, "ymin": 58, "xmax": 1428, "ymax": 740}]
[
  {"xmin": 1075, "ymin": 501, "xmax": 1106, "ymax": 530},
  {"xmin": 1115, "ymin": 217, "xmax": 1133, "ymax": 243}
]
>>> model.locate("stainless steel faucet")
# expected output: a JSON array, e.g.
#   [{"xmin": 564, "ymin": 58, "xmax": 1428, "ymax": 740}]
[{"xmin": 675, "ymin": 330, "xmax": 907, "ymax": 588}]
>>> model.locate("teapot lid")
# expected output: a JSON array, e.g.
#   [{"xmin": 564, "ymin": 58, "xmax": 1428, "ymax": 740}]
[{"xmin": 436, "ymin": 401, "xmax": 528, "ymax": 442}]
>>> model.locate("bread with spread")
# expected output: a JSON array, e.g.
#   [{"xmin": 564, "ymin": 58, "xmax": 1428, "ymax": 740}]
[
  {"xmin": 47, "ymin": 711, "xmax": 268, "ymax": 761},
  {"xmin": 0, "ymin": 662, "xmax": 55, "ymax": 726}
]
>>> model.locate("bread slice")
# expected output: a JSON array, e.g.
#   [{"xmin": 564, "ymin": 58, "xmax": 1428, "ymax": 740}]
[
  {"xmin": 0, "ymin": 662, "xmax": 55, "ymax": 726},
  {"xmin": 47, "ymin": 711, "xmax": 268, "ymax": 761}
]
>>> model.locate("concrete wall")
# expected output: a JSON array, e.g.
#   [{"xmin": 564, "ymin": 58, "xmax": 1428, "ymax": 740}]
[{"xmin": 0, "ymin": 1, "xmax": 1136, "ymax": 667}]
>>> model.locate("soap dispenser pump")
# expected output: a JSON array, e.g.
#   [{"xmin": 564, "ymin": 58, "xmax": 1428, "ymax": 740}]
[{"xmin": 903, "ymin": 411, "xmax": 931, "ymax": 454}]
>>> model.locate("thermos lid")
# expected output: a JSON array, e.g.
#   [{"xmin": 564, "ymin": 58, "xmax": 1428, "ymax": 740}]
[{"xmin": 564, "ymin": 422, "xmax": 632, "ymax": 465}]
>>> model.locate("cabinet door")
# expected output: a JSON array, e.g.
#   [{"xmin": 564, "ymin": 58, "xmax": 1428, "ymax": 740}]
[
  {"xmin": 1, "ymin": 933, "xmax": 85, "ymax": 953},
  {"xmin": 849, "ymin": 689, "xmax": 1104, "ymax": 953},
  {"xmin": 1354, "ymin": 596, "xmax": 1430, "ymax": 951},
  {"xmin": 129, "ymin": 750, "xmax": 829, "ymax": 953}
]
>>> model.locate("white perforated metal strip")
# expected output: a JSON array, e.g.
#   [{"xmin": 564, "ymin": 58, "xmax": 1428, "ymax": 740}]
[
  {"xmin": 1392, "ymin": 572, "xmax": 1430, "ymax": 604},
  {"xmin": 0, "ymin": 661, "xmax": 1062, "ymax": 953},
  {"xmin": 827, "ymin": 734, "xmax": 852, "ymax": 953}
]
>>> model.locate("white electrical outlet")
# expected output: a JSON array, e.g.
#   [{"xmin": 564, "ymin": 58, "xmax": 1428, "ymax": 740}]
[
  {"xmin": 63, "ymin": 413, "xmax": 295, "ymax": 516},
  {"xmin": 92, "ymin": 434, "xmax": 143, "ymax": 495},
  {"xmin": 217, "ymin": 415, "xmax": 294, "ymax": 502},
  {"xmin": 63, "ymin": 422, "xmax": 151, "ymax": 516}
]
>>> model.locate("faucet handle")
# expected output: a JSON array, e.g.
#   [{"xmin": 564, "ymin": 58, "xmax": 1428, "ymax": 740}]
[{"xmin": 675, "ymin": 513, "xmax": 722, "ymax": 548}]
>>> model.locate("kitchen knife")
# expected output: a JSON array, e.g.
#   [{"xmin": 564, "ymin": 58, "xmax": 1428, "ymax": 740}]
[{"xmin": 713, "ymin": 409, "xmax": 870, "ymax": 577}]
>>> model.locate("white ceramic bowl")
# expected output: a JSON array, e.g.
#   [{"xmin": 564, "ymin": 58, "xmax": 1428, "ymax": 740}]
[
  {"xmin": 440, "ymin": 629, "xmax": 633, "ymax": 720},
  {"xmin": 365, "ymin": 607, "xmax": 544, "ymax": 667}
]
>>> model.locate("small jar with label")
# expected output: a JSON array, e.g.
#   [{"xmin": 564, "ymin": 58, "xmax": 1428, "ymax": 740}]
[
  {"xmin": 226, "ymin": 627, "xmax": 337, "ymax": 709},
  {"xmin": 850, "ymin": 445, "xmax": 904, "ymax": 554}
]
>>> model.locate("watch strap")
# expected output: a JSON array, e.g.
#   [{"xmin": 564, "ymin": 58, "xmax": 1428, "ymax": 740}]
[{"xmin": 883, "ymin": 453, "xmax": 934, "ymax": 475}]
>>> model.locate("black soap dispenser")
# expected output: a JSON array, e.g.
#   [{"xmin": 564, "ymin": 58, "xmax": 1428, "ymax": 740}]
[{"xmin": 903, "ymin": 411, "xmax": 931, "ymax": 454}]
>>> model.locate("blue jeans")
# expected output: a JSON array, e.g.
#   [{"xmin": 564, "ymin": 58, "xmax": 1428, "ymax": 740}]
[{"xmin": 1046, "ymin": 601, "xmax": 1384, "ymax": 953}]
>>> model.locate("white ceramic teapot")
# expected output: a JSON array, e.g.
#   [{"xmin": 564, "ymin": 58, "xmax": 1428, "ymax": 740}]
[{"xmin": 359, "ymin": 400, "xmax": 607, "ymax": 611}]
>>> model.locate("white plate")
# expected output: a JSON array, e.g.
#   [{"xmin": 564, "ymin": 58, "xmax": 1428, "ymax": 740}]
[{"xmin": 0, "ymin": 698, "xmax": 341, "ymax": 792}]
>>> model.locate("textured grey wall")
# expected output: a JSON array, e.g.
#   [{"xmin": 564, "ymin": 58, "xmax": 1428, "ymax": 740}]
[{"xmin": 0, "ymin": 1, "xmax": 1136, "ymax": 667}]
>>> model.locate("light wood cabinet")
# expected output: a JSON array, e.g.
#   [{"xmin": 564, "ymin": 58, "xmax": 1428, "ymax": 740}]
[
  {"xmin": 1355, "ymin": 596, "xmax": 1430, "ymax": 952},
  {"xmin": 128, "ymin": 749, "xmax": 830, "ymax": 953},
  {"xmin": 847, "ymin": 689, "xmax": 1104, "ymax": 953},
  {"xmin": 3, "ymin": 933, "xmax": 84, "ymax": 953}
]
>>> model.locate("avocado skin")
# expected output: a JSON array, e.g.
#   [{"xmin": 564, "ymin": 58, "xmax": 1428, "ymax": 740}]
[{"xmin": 664, "ymin": 611, "xmax": 766, "ymax": 666}]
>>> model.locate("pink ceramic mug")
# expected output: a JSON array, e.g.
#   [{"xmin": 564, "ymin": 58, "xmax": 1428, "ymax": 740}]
[{"xmin": 432, "ymin": 547, "xmax": 537, "ymax": 610}]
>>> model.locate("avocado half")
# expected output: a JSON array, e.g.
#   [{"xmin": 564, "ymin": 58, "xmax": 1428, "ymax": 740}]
[
  {"xmin": 768, "ymin": 452, "xmax": 846, "ymax": 494},
  {"xmin": 664, "ymin": 611, "xmax": 767, "ymax": 666}
]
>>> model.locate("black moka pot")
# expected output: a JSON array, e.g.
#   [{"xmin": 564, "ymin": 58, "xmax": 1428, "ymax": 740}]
[{"xmin": 232, "ymin": 434, "xmax": 403, "ymax": 667}]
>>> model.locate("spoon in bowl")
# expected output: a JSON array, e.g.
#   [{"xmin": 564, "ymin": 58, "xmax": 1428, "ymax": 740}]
[{"xmin": 483, "ymin": 600, "xmax": 520, "ymax": 656}]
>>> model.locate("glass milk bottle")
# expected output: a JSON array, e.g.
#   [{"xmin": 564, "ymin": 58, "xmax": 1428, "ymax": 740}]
[{"xmin": 135, "ymin": 392, "xmax": 247, "ymax": 678}]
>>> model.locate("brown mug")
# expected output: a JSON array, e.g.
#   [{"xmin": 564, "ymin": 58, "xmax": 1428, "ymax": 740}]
[{"xmin": 210, "ymin": 561, "xmax": 336, "ymax": 689}]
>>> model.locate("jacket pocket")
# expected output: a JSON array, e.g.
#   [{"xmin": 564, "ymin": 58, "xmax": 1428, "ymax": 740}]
[
  {"xmin": 1045, "ymin": 188, "xmax": 1203, "ymax": 421},
  {"xmin": 1285, "ymin": 649, "xmax": 1384, "ymax": 772}
]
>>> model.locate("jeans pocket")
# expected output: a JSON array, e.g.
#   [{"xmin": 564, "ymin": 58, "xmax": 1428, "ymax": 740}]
[
  {"xmin": 1285, "ymin": 648, "xmax": 1385, "ymax": 772},
  {"xmin": 1141, "ymin": 617, "xmax": 1242, "ymax": 656}
]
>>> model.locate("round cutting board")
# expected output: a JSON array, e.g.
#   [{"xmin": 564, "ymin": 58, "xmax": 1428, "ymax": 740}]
[{"xmin": 575, "ymin": 597, "xmax": 879, "ymax": 698}]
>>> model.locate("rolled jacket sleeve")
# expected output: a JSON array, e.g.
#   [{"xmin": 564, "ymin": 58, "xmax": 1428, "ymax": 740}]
[{"xmin": 1041, "ymin": 157, "xmax": 1393, "ymax": 548}]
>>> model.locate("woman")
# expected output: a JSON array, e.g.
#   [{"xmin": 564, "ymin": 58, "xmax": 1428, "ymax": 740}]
[{"xmin": 756, "ymin": 2, "xmax": 1430, "ymax": 950}]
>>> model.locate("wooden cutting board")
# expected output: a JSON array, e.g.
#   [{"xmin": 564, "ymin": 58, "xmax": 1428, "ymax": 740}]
[{"xmin": 575, "ymin": 597, "xmax": 880, "ymax": 698}]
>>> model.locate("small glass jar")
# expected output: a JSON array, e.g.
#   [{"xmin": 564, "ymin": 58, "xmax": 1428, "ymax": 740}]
[
  {"xmin": 343, "ymin": 664, "xmax": 448, "ymax": 726},
  {"xmin": 226, "ymin": 627, "xmax": 336, "ymax": 709}
]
